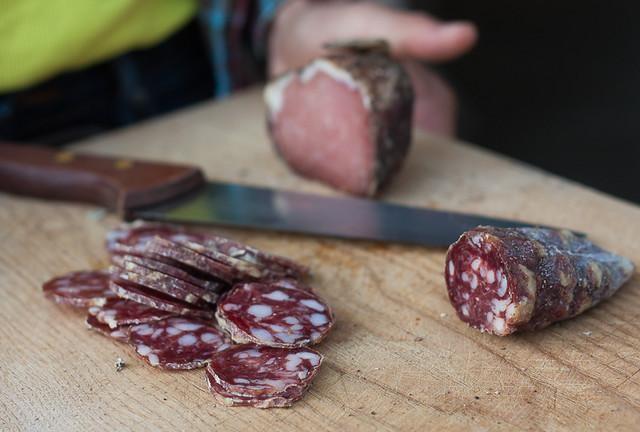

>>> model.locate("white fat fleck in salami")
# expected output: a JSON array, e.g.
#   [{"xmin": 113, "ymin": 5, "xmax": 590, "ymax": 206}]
[
  {"xmin": 128, "ymin": 317, "xmax": 230, "ymax": 370},
  {"xmin": 248, "ymin": 305, "xmax": 273, "ymax": 319},
  {"xmin": 486, "ymin": 270, "xmax": 496, "ymax": 284},
  {"xmin": 251, "ymin": 328, "xmax": 275, "ymax": 342},
  {"xmin": 263, "ymin": 290, "xmax": 291, "ymax": 301},
  {"xmin": 206, "ymin": 344, "xmax": 323, "ymax": 408},
  {"xmin": 491, "ymin": 299, "xmax": 511, "ymax": 314},
  {"xmin": 470, "ymin": 274, "xmax": 478, "ymax": 290},
  {"xmin": 299, "ymin": 299, "xmax": 325, "ymax": 312},
  {"xmin": 461, "ymin": 304, "xmax": 470, "ymax": 317},
  {"xmin": 43, "ymin": 270, "xmax": 116, "ymax": 308},
  {"xmin": 216, "ymin": 280, "xmax": 334, "ymax": 348},
  {"xmin": 471, "ymin": 258, "xmax": 481, "ymax": 271},
  {"xmin": 498, "ymin": 275, "xmax": 508, "ymax": 297}
]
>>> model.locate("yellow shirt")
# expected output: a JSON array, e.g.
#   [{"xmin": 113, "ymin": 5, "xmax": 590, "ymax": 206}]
[{"xmin": 0, "ymin": 0, "xmax": 198, "ymax": 93}]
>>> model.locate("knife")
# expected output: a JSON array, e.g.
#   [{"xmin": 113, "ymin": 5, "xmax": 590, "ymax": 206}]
[{"xmin": 0, "ymin": 142, "xmax": 579, "ymax": 247}]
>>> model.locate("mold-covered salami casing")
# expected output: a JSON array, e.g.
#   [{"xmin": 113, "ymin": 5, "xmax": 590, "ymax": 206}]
[
  {"xmin": 264, "ymin": 40, "xmax": 414, "ymax": 196},
  {"xmin": 445, "ymin": 227, "xmax": 635, "ymax": 335}
]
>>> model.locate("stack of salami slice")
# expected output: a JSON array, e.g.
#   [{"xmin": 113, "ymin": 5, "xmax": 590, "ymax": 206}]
[{"xmin": 43, "ymin": 221, "xmax": 335, "ymax": 408}]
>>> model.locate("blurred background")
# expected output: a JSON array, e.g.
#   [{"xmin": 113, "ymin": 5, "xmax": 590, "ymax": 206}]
[{"xmin": 1, "ymin": 0, "xmax": 638, "ymax": 203}]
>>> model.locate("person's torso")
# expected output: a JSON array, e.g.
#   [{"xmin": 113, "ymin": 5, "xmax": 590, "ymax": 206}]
[{"xmin": 0, "ymin": 0, "xmax": 198, "ymax": 93}]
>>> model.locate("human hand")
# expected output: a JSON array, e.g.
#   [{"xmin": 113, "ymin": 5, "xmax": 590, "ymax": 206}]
[{"xmin": 269, "ymin": 0, "xmax": 477, "ymax": 136}]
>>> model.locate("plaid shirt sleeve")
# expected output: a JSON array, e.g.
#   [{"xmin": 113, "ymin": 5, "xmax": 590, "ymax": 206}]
[{"xmin": 198, "ymin": 0, "xmax": 287, "ymax": 98}]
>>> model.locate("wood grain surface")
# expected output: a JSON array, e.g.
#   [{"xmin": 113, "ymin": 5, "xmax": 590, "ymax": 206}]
[{"xmin": 1, "ymin": 88, "xmax": 639, "ymax": 431}]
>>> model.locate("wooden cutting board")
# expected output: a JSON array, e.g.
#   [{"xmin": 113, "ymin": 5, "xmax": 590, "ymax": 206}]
[{"xmin": 1, "ymin": 88, "xmax": 639, "ymax": 431}]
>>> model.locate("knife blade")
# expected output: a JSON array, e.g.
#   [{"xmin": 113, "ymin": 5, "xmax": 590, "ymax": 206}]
[
  {"xmin": 0, "ymin": 142, "xmax": 581, "ymax": 247},
  {"xmin": 131, "ymin": 182, "xmax": 568, "ymax": 247}
]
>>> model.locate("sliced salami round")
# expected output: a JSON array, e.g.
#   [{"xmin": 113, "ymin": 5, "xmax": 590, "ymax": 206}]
[
  {"xmin": 145, "ymin": 237, "xmax": 236, "ymax": 284},
  {"xmin": 216, "ymin": 281, "xmax": 334, "ymax": 347},
  {"xmin": 206, "ymin": 345, "xmax": 323, "ymax": 408},
  {"xmin": 128, "ymin": 317, "xmax": 231, "ymax": 369},
  {"xmin": 85, "ymin": 315, "xmax": 130, "ymax": 343},
  {"xmin": 106, "ymin": 221, "xmax": 207, "ymax": 256},
  {"xmin": 88, "ymin": 298, "xmax": 174, "ymax": 329},
  {"xmin": 110, "ymin": 279, "xmax": 215, "ymax": 320},
  {"xmin": 205, "ymin": 369, "xmax": 306, "ymax": 408},
  {"xmin": 111, "ymin": 254, "xmax": 223, "ymax": 294},
  {"xmin": 179, "ymin": 240, "xmax": 265, "ymax": 280},
  {"xmin": 204, "ymin": 237, "xmax": 309, "ymax": 279},
  {"xmin": 43, "ymin": 270, "xmax": 116, "ymax": 308},
  {"xmin": 111, "ymin": 261, "xmax": 217, "ymax": 305}
]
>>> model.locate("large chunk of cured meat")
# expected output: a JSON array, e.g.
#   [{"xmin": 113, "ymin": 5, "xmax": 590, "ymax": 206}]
[{"xmin": 265, "ymin": 40, "xmax": 414, "ymax": 196}]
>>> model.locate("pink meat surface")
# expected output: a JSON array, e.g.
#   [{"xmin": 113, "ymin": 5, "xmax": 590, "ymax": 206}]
[{"xmin": 272, "ymin": 71, "xmax": 375, "ymax": 195}]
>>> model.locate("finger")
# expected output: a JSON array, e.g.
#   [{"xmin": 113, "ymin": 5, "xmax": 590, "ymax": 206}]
[
  {"xmin": 296, "ymin": 2, "xmax": 477, "ymax": 62},
  {"xmin": 391, "ymin": 20, "xmax": 478, "ymax": 61},
  {"xmin": 363, "ymin": 6, "xmax": 478, "ymax": 61},
  {"xmin": 404, "ymin": 61, "xmax": 457, "ymax": 135}
]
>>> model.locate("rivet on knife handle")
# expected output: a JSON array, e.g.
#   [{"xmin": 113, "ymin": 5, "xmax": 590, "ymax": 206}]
[{"xmin": 0, "ymin": 141, "xmax": 205, "ymax": 214}]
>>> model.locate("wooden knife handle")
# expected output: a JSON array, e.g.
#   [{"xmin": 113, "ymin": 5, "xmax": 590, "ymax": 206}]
[{"xmin": 0, "ymin": 142, "xmax": 205, "ymax": 213}]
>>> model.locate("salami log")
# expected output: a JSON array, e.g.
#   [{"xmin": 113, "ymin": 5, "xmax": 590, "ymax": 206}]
[
  {"xmin": 85, "ymin": 315, "xmax": 130, "ymax": 343},
  {"xmin": 216, "ymin": 280, "xmax": 334, "ymax": 347},
  {"xmin": 206, "ymin": 344, "xmax": 323, "ymax": 408},
  {"xmin": 445, "ymin": 227, "xmax": 635, "ymax": 335},
  {"xmin": 43, "ymin": 270, "xmax": 116, "ymax": 308},
  {"xmin": 110, "ymin": 279, "xmax": 215, "ymax": 320},
  {"xmin": 88, "ymin": 298, "xmax": 174, "ymax": 329},
  {"xmin": 264, "ymin": 40, "xmax": 414, "ymax": 196},
  {"xmin": 128, "ymin": 317, "xmax": 231, "ymax": 369}
]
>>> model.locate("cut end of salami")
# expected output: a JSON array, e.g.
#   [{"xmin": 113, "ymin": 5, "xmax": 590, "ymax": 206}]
[
  {"xmin": 265, "ymin": 40, "xmax": 414, "ymax": 196},
  {"xmin": 206, "ymin": 344, "xmax": 323, "ymax": 408},
  {"xmin": 43, "ymin": 270, "xmax": 116, "ymax": 308},
  {"xmin": 216, "ymin": 280, "xmax": 334, "ymax": 348},
  {"xmin": 445, "ymin": 226, "xmax": 635, "ymax": 336},
  {"xmin": 128, "ymin": 317, "xmax": 231, "ymax": 369}
]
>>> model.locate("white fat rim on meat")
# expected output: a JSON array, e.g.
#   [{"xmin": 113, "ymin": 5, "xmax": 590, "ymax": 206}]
[
  {"xmin": 263, "ymin": 73, "xmax": 294, "ymax": 117},
  {"xmin": 263, "ymin": 58, "xmax": 371, "ymax": 117}
]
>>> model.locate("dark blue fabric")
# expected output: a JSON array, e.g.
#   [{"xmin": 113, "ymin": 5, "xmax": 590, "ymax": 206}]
[{"xmin": 0, "ymin": 20, "xmax": 214, "ymax": 145}]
